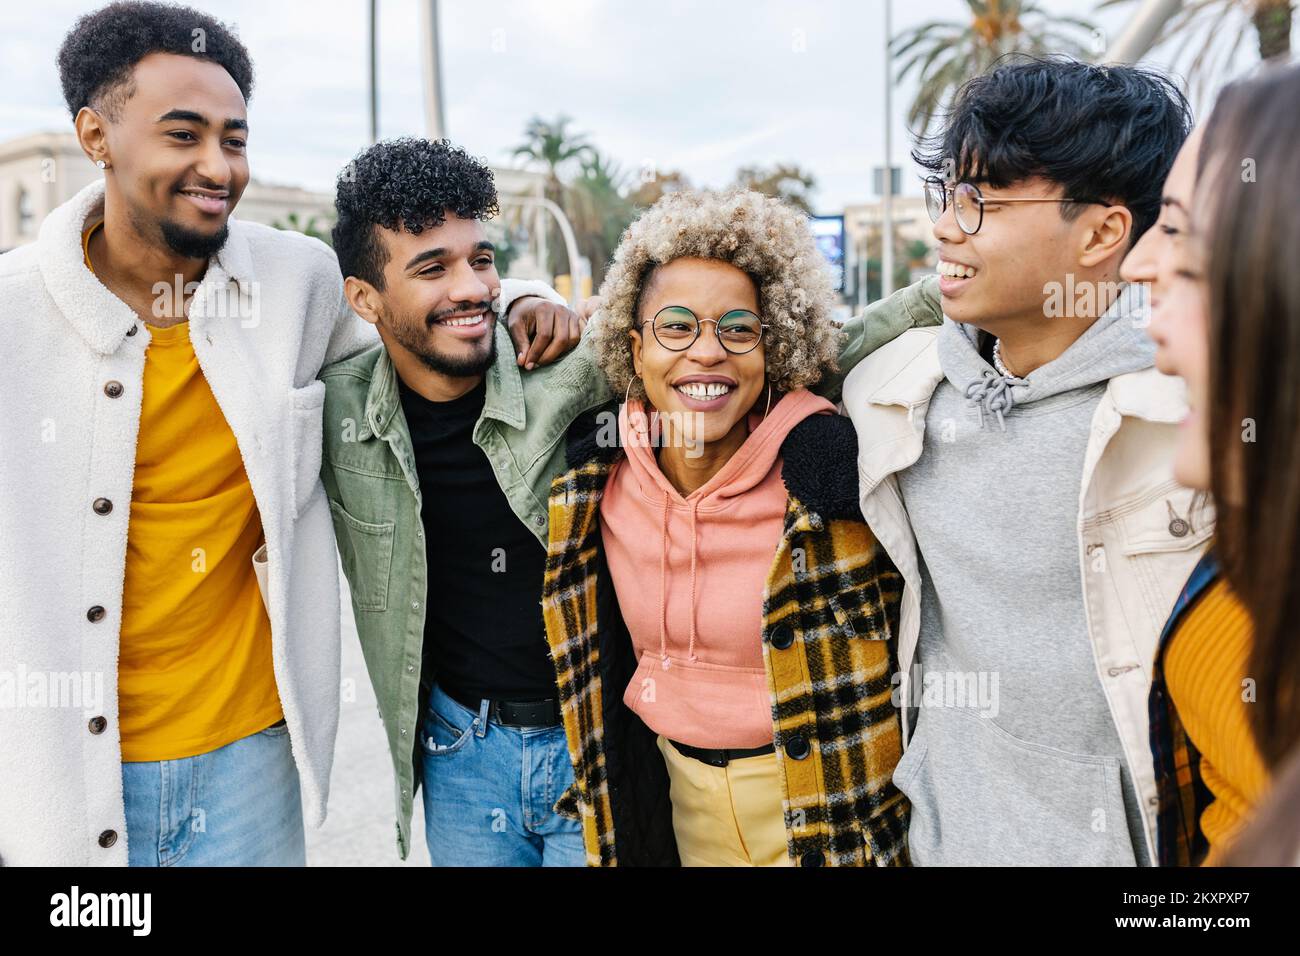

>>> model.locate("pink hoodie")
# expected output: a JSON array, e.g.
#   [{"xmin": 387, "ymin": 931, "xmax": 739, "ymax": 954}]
[{"xmin": 599, "ymin": 388, "xmax": 836, "ymax": 749}]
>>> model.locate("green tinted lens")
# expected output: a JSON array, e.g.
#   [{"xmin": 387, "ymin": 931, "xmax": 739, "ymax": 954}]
[
  {"xmin": 717, "ymin": 311, "xmax": 762, "ymax": 350},
  {"xmin": 653, "ymin": 307, "xmax": 699, "ymax": 346}
]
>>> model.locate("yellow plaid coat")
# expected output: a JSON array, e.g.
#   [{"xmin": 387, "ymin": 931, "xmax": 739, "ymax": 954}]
[{"xmin": 542, "ymin": 407, "xmax": 910, "ymax": 866}]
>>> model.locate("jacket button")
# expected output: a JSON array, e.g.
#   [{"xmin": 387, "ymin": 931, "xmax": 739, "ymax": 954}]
[
  {"xmin": 1168, "ymin": 518, "xmax": 1189, "ymax": 538},
  {"xmin": 769, "ymin": 623, "xmax": 794, "ymax": 650},
  {"xmin": 800, "ymin": 850, "xmax": 824, "ymax": 867},
  {"xmin": 104, "ymin": 381, "xmax": 124, "ymax": 398},
  {"xmin": 88, "ymin": 716, "xmax": 107, "ymax": 734},
  {"xmin": 785, "ymin": 734, "xmax": 811, "ymax": 760},
  {"xmin": 98, "ymin": 830, "xmax": 118, "ymax": 848},
  {"xmin": 87, "ymin": 605, "xmax": 106, "ymax": 622},
  {"xmin": 92, "ymin": 498, "xmax": 113, "ymax": 515}
]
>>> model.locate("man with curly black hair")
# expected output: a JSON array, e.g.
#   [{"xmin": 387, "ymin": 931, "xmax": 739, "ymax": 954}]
[
  {"xmin": 320, "ymin": 136, "xmax": 607, "ymax": 865},
  {"xmin": 0, "ymin": 2, "xmax": 575, "ymax": 868}
]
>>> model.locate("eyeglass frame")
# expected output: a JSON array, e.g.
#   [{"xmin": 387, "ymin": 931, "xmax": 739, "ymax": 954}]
[
  {"xmin": 637, "ymin": 305, "xmax": 769, "ymax": 355},
  {"xmin": 923, "ymin": 177, "xmax": 1108, "ymax": 236}
]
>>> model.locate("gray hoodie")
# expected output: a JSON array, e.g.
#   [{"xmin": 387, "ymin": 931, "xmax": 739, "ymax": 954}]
[{"xmin": 894, "ymin": 286, "xmax": 1156, "ymax": 866}]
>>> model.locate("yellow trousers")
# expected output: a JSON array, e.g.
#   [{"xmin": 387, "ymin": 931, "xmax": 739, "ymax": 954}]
[{"xmin": 656, "ymin": 734, "xmax": 792, "ymax": 867}]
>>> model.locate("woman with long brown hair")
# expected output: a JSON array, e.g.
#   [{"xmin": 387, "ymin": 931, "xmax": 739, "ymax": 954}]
[
  {"xmin": 1122, "ymin": 60, "xmax": 1300, "ymax": 865},
  {"xmin": 1201, "ymin": 62, "xmax": 1300, "ymax": 865}
]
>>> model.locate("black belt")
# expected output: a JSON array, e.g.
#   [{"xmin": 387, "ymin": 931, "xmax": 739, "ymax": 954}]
[
  {"xmin": 669, "ymin": 738, "xmax": 775, "ymax": 768},
  {"xmin": 443, "ymin": 685, "xmax": 562, "ymax": 729}
]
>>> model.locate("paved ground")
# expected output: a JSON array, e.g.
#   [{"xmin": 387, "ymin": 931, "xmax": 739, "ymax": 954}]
[{"xmin": 303, "ymin": 574, "xmax": 430, "ymax": 867}]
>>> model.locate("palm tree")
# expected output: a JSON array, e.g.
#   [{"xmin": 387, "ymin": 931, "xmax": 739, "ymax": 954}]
[
  {"xmin": 512, "ymin": 115, "xmax": 595, "ymax": 203},
  {"xmin": 566, "ymin": 151, "xmax": 636, "ymax": 286},
  {"xmin": 893, "ymin": 1, "xmax": 1098, "ymax": 137},
  {"xmin": 1099, "ymin": 0, "xmax": 1294, "ymax": 101},
  {"xmin": 512, "ymin": 115, "xmax": 595, "ymax": 274}
]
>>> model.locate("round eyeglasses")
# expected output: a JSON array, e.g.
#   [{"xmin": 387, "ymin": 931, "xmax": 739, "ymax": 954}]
[
  {"xmin": 923, "ymin": 177, "xmax": 1106, "ymax": 236},
  {"xmin": 640, "ymin": 306, "xmax": 767, "ymax": 354}
]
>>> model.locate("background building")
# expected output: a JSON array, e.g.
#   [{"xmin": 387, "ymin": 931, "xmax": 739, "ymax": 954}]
[{"xmin": 0, "ymin": 131, "xmax": 551, "ymax": 277}]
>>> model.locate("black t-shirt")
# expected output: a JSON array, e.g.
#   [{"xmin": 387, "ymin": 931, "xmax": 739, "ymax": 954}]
[{"xmin": 398, "ymin": 376, "xmax": 556, "ymax": 702}]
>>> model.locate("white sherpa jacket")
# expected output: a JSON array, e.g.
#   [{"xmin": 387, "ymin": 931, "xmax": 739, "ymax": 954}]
[{"xmin": 0, "ymin": 180, "xmax": 554, "ymax": 865}]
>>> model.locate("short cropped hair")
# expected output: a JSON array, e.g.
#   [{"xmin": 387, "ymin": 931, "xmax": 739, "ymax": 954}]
[{"xmin": 57, "ymin": 1, "xmax": 254, "ymax": 119}]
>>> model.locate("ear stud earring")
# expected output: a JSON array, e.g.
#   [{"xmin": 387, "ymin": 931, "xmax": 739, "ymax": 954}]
[{"xmin": 96, "ymin": 160, "xmax": 108, "ymax": 170}]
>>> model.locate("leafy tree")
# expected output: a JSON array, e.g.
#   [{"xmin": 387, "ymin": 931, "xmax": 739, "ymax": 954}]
[
  {"xmin": 893, "ymin": 1, "xmax": 1097, "ymax": 137},
  {"xmin": 1099, "ymin": 0, "xmax": 1294, "ymax": 101},
  {"xmin": 731, "ymin": 163, "xmax": 818, "ymax": 214}
]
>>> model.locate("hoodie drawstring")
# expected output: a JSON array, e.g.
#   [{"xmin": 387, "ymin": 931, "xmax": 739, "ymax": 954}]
[
  {"xmin": 686, "ymin": 500, "xmax": 699, "ymax": 663},
  {"xmin": 658, "ymin": 491, "xmax": 701, "ymax": 666},
  {"xmin": 659, "ymin": 492, "xmax": 670, "ymax": 665},
  {"xmin": 964, "ymin": 369, "xmax": 1019, "ymax": 432}
]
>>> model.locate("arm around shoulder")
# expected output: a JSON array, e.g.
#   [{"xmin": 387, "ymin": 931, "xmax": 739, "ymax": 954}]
[{"xmin": 817, "ymin": 276, "xmax": 942, "ymax": 402}]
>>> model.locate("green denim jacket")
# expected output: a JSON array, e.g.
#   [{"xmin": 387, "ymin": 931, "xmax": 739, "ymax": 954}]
[{"xmin": 319, "ymin": 276, "xmax": 941, "ymax": 858}]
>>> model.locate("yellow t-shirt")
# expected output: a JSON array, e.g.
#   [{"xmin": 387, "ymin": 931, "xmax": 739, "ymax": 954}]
[
  {"xmin": 84, "ymin": 221, "xmax": 283, "ymax": 761},
  {"xmin": 1164, "ymin": 576, "xmax": 1269, "ymax": 863}
]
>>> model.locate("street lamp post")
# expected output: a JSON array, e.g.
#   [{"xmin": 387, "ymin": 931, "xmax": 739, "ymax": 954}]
[
  {"xmin": 367, "ymin": 0, "xmax": 379, "ymax": 143},
  {"xmin": 419, "ymin": 0, "xmax": 447, "ymax": 140},
  {"xmin": 881, "ymin": 0, "xmax": 895, "ymax": 300}
]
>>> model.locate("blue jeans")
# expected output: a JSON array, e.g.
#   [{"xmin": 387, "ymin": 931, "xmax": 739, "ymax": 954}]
[
  {"xmin": 421, "ymin": 682, "xmax": 585, "ymax": 867},
  {"xmin": 120, "ymin": 721, "xmax": 305, "ymax": 866}
]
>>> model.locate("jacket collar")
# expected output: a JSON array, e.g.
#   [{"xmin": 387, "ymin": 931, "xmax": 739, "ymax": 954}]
[
  {"xmin": 37, "ymin": 180, "xmax": 258, "ymax": 355},
  {"xmin": 363, "ymin": 319, "xmax": 526, "ymax": 442}
]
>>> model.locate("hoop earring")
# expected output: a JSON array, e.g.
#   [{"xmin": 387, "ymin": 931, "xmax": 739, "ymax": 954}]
[
  {"xmin": 624, "ymin": 373, "xmax": 640, "ymax": 407},
  {"xmin": 764, "ymin": 380, "xmax": 773, "ymax": 419}
]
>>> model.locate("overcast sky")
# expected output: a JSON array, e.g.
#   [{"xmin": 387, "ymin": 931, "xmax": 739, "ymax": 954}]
[{"xmin": 0, "ymin": 0, "xmax": 1263, "ymax": 213}]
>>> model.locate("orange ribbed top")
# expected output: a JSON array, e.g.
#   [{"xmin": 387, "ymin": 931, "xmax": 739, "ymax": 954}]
[{"xmin": 1164, "ymin": 577, "xmax": 1268, "ymax": 863}]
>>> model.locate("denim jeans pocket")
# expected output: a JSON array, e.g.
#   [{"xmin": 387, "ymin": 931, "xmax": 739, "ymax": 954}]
[
  {"xmin": 422, "ymin": 702, "xmax": 477, "ymax": 757},
  {"xmin": 257, "ymin": 719, "xmax": 289, "ymax": 738}
]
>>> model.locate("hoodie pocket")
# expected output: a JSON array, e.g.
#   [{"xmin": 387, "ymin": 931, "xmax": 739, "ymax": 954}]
[{"xmin": 894, "ymin": 707, "xmax": 1137, "ymax": 866}]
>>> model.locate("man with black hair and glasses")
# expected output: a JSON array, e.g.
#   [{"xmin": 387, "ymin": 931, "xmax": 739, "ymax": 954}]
[{"xmin": 842, "ymin": 55, "xmax": 1204, "ymax": 866}]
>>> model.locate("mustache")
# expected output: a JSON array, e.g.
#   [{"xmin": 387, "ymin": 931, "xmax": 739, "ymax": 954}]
[
  {"xmin": 426, "ymin": 301, "xmax": 493, "ymax": 326},
  {"xmin": 174, "ymin": 179, "xmax": 230, "ymax": 195}
]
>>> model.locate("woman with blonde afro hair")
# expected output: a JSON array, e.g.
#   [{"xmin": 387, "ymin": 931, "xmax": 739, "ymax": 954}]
[
  {"xmin": 590, "ymin": 187, "xmax": 843, "ymax": 403},
  {"xmin": 537, "ymin": 188, "xmax": 920, "ymax": 867}
]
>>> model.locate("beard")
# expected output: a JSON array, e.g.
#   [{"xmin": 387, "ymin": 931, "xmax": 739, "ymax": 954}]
[
  {"xmin": 127, "ymin": 199, "xmax": 230, "ymax": 261},
  {"xmin": 160, "ymin": 219, "xmax": 230, "ymax": 260},
  {"xmin": 385, "ymin": 302, "xmax": 497, "ymax": 378}
]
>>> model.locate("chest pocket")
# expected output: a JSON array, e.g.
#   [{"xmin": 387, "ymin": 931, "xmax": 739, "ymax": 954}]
[
  {"xmin": 329, "ymin": 499, "xmax": 395, "ymax": 612},
  {"xmin": 1115, "ymin": 482, "xmax": 1214, "ymax": 650}
]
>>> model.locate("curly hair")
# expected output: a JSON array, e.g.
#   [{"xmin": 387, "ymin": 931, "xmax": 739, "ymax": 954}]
[
  {"xmin": 331, "ymin": 137, "xmax": 500, "ymax": 290},
  {"xmin": 57, "ymin": 1, "xmax": 254, "ymax": 120},
  {"xmin": 593, "ymin": 188, "xmax": 842, "ymax": 401}
]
